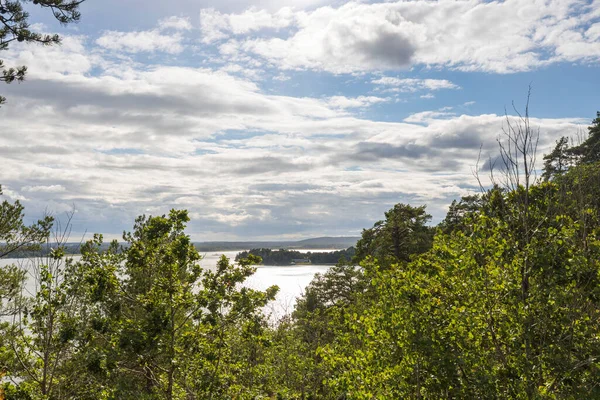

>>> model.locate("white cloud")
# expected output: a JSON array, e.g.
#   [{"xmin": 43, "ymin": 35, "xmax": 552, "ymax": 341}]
[
  {"xmin": 209, "ymin": 0, "xmax": 600, "ymax": 74},
  {"xmin": 96, "ymin": 30, "xmax": 184, "ymax": 54},
  {"xmin": 5, "ymin": 36, "xmax": 95, "ymax": 78},
  {"xmin": 159, "ymin": 16, "xmax": 193, "ymax": 31},
  {"xmin": 200, "ymin": 7, "xmax": 296, "ymax": 44},
  {"xmin": 1, "ymin": 186, "xmax": 27, "ymax": 202}
]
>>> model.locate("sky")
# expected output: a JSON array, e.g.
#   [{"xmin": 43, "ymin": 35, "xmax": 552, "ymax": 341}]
[{"xmin": 0, "ymin": 0, "xmax": 599, "ymax": 241}]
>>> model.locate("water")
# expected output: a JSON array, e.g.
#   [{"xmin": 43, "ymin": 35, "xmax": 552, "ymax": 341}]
[{"xmin": 1, "ymin": 250, "xmax": 334, "ymax": 320}]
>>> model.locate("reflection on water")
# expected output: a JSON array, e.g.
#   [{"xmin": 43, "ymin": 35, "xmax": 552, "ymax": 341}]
[
  {"xmin": 200, "ymin": 251, "xmax": 332, "ymax": 320},
  {"xmin": 1, "ymin": 249, "xmax": 333, "ymax": 321}
]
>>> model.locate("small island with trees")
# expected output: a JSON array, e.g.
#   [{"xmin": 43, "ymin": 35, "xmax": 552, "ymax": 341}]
[{"xmin": 235, "ymin": 247, "xmax": 356, "ymax": 265}]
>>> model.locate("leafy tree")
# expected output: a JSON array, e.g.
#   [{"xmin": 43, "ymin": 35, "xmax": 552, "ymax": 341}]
[
  {"xmin": 542, "ymin": 136, "xmax": 572, "ymax": 180},
  {"xmin": 255, "ymin": 254, "xmax": 369, "ymax": 399},
  {"xmin": 0, "ymin": 211, "xmax": 87, "ymax": 400},
  {"xmin": 5, "ymin": 249, "xmax": 81, "ymax": 399},
  {"xmin": 354, "ymin": 203, "xmax": 433, "ymax": 265},
  {"xmin": 542, "ymin": 112, "xmax": 600, "ymax": 179},
  {"xmin": 55, "ymin": 210, "xmax": 278, "ymax": 399},
  {"xmin": 0, "ymin": 185, "xmax": 54, "ymax": 396},
  {"xmin": 439, "ymin": 194, "xmax": 483, "ymax": 234},
  {"xmin": 0, "ymin": 186, "xmax": 53, "ymax": 259},
  {"xmin": 569, "ymin": 111, "xmax": 600, "ymax": 164},
  {"xmin": 0, "ymin": 0, "xmax": 84, "ymax": 105}
]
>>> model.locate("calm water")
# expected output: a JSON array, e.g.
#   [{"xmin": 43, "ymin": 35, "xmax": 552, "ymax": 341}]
[{"xmin": 0, "ymin": 250, "xmax": 334, "ymax": 320}]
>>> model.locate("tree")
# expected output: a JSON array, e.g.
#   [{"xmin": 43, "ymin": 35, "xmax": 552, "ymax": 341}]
[
  {"xmin": 542, "ymin": 112, "xmax": 600, "ymax": 179},
  {"xmin": 0, "ymin": 186, "xmax": 53, "ymax": 259},
  {"xmin": 0, "ymin": 0, "xmax": 84, "ymax": 105},
  {"xmin": 542, "ymin": 136, "xmax": 572, "ymax": 181},
  {"xmin": 569, "ymin": 111, "xmax": 600, "ymax": 164},
  {"xmin": 0, "ymin": 185, "xmax": 53, "ymax": 387},
  {"xmin": 439, "ymin": 194, "xmax": 483, "ymax": 234},
  {"xmin": 2, "ymin": 212, "xmax": 83, "ymax": 399},
  {"xmin": 57, "ymin": 210, "xmax": 279, "ymax": 399},
  {"xmin": 287, "ymin": 261, "xmax": 367, "ymax": 398},
  {"xmin": 0, "ymin": 186, "xmax": 53, "ymax": 395},
  {"xmin": 0, "ymin": 183, "xmax": 54, "ymax": 367},
  {"xmin": 354, "ymin": 203, "xmax": 433, "ymax": 266}
]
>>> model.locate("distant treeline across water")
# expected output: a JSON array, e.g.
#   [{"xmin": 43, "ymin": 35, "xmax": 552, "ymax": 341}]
[
  {"xmin": 235, "ymin": 247, "xmax": 356, "ymax": 265},
  {"xmin": 4, "ymin": 237, "xmax": 360, "ymax": 258}
]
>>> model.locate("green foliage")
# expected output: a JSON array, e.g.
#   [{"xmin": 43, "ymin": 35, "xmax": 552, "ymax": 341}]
[
  {"xmin": 274, "ymin": 112, "xmax": 600, "ymax": 398},
  {"xmin": 42, "ymin": 210, "xmax": 280, "ymax": 399},
  {"xmin": 315, "ymin": 177, "xmax": 600, "ymax": 398},
  {"xmin": 4, "ymin": 249, "xmax": 83, "ymax": 398},
  {"xmin": 542, "ymin": 136, "xmax": 573, "ymax": 181},
  {"xmin": 0, "ymin": 0, "xmax": 83, "ymax": 104},
  {"xmin": 354, "ymin": 203, "xmax": 434, "ymax": 266},
  {"xmin": 438, "ymin": 194, "xmax": 484, "ymax": 234},
  {"xmin": 0, "ymin": 185, "xmax": 55, "ymax": 397},
  {"xmin": 569, "ymin": 111, "xmax": 600, "ymax": 165},
  {"xmin": 0, "ymin": 186, "xmax": 53, "ymax": 258},
  {"xmin": 0, "ymin": 263, "xmax": 25, "ymax": 318},
  {"xmin": 542, "ymin": 112, "xmax": 600, "ymax": 180}
]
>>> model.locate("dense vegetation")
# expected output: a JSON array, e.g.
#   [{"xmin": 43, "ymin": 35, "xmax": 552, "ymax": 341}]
[
  {"xmin": 1, "ymin": 112, "xmax": 599, "ymax": 398},
  {"xmin": 235, "ymin": 248, "xmax": 356, "ymax": 266}
]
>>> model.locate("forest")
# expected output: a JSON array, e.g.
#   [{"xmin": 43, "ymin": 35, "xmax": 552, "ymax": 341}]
[{"xmin": 0, "ymin": 112, "xmax": 599, "ymax": 399}]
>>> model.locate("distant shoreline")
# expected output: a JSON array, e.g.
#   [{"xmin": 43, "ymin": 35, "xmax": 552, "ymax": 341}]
[{"xmin": 1, "ymin": 237, "xmax": 360, "ymax": 259}]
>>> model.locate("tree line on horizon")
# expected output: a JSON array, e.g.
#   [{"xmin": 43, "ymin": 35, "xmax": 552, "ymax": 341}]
[{"xmin": 1, "ymin": 111, "xmax": 599, "ymax": 398}]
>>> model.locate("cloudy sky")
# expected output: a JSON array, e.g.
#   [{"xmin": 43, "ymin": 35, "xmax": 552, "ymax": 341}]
[{"xmin": 1, "ymin": 0, "xmax": 598, "ymax": 241}]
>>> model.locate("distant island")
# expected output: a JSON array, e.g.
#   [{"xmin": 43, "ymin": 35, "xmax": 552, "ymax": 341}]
[{"xmin": 235, "ymin": 247, "xmax": 356, "ymax": 266}]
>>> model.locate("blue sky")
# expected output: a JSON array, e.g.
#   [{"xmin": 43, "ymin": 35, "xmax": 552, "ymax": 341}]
[{"xmin": 1, "ymin": 0, "xmax": 598, "ymax": 240}]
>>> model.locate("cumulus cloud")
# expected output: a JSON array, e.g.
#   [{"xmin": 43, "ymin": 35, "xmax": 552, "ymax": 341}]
[{"xmin": 208, "ymin": 0, "xmax": 600, "ymax": 74}]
